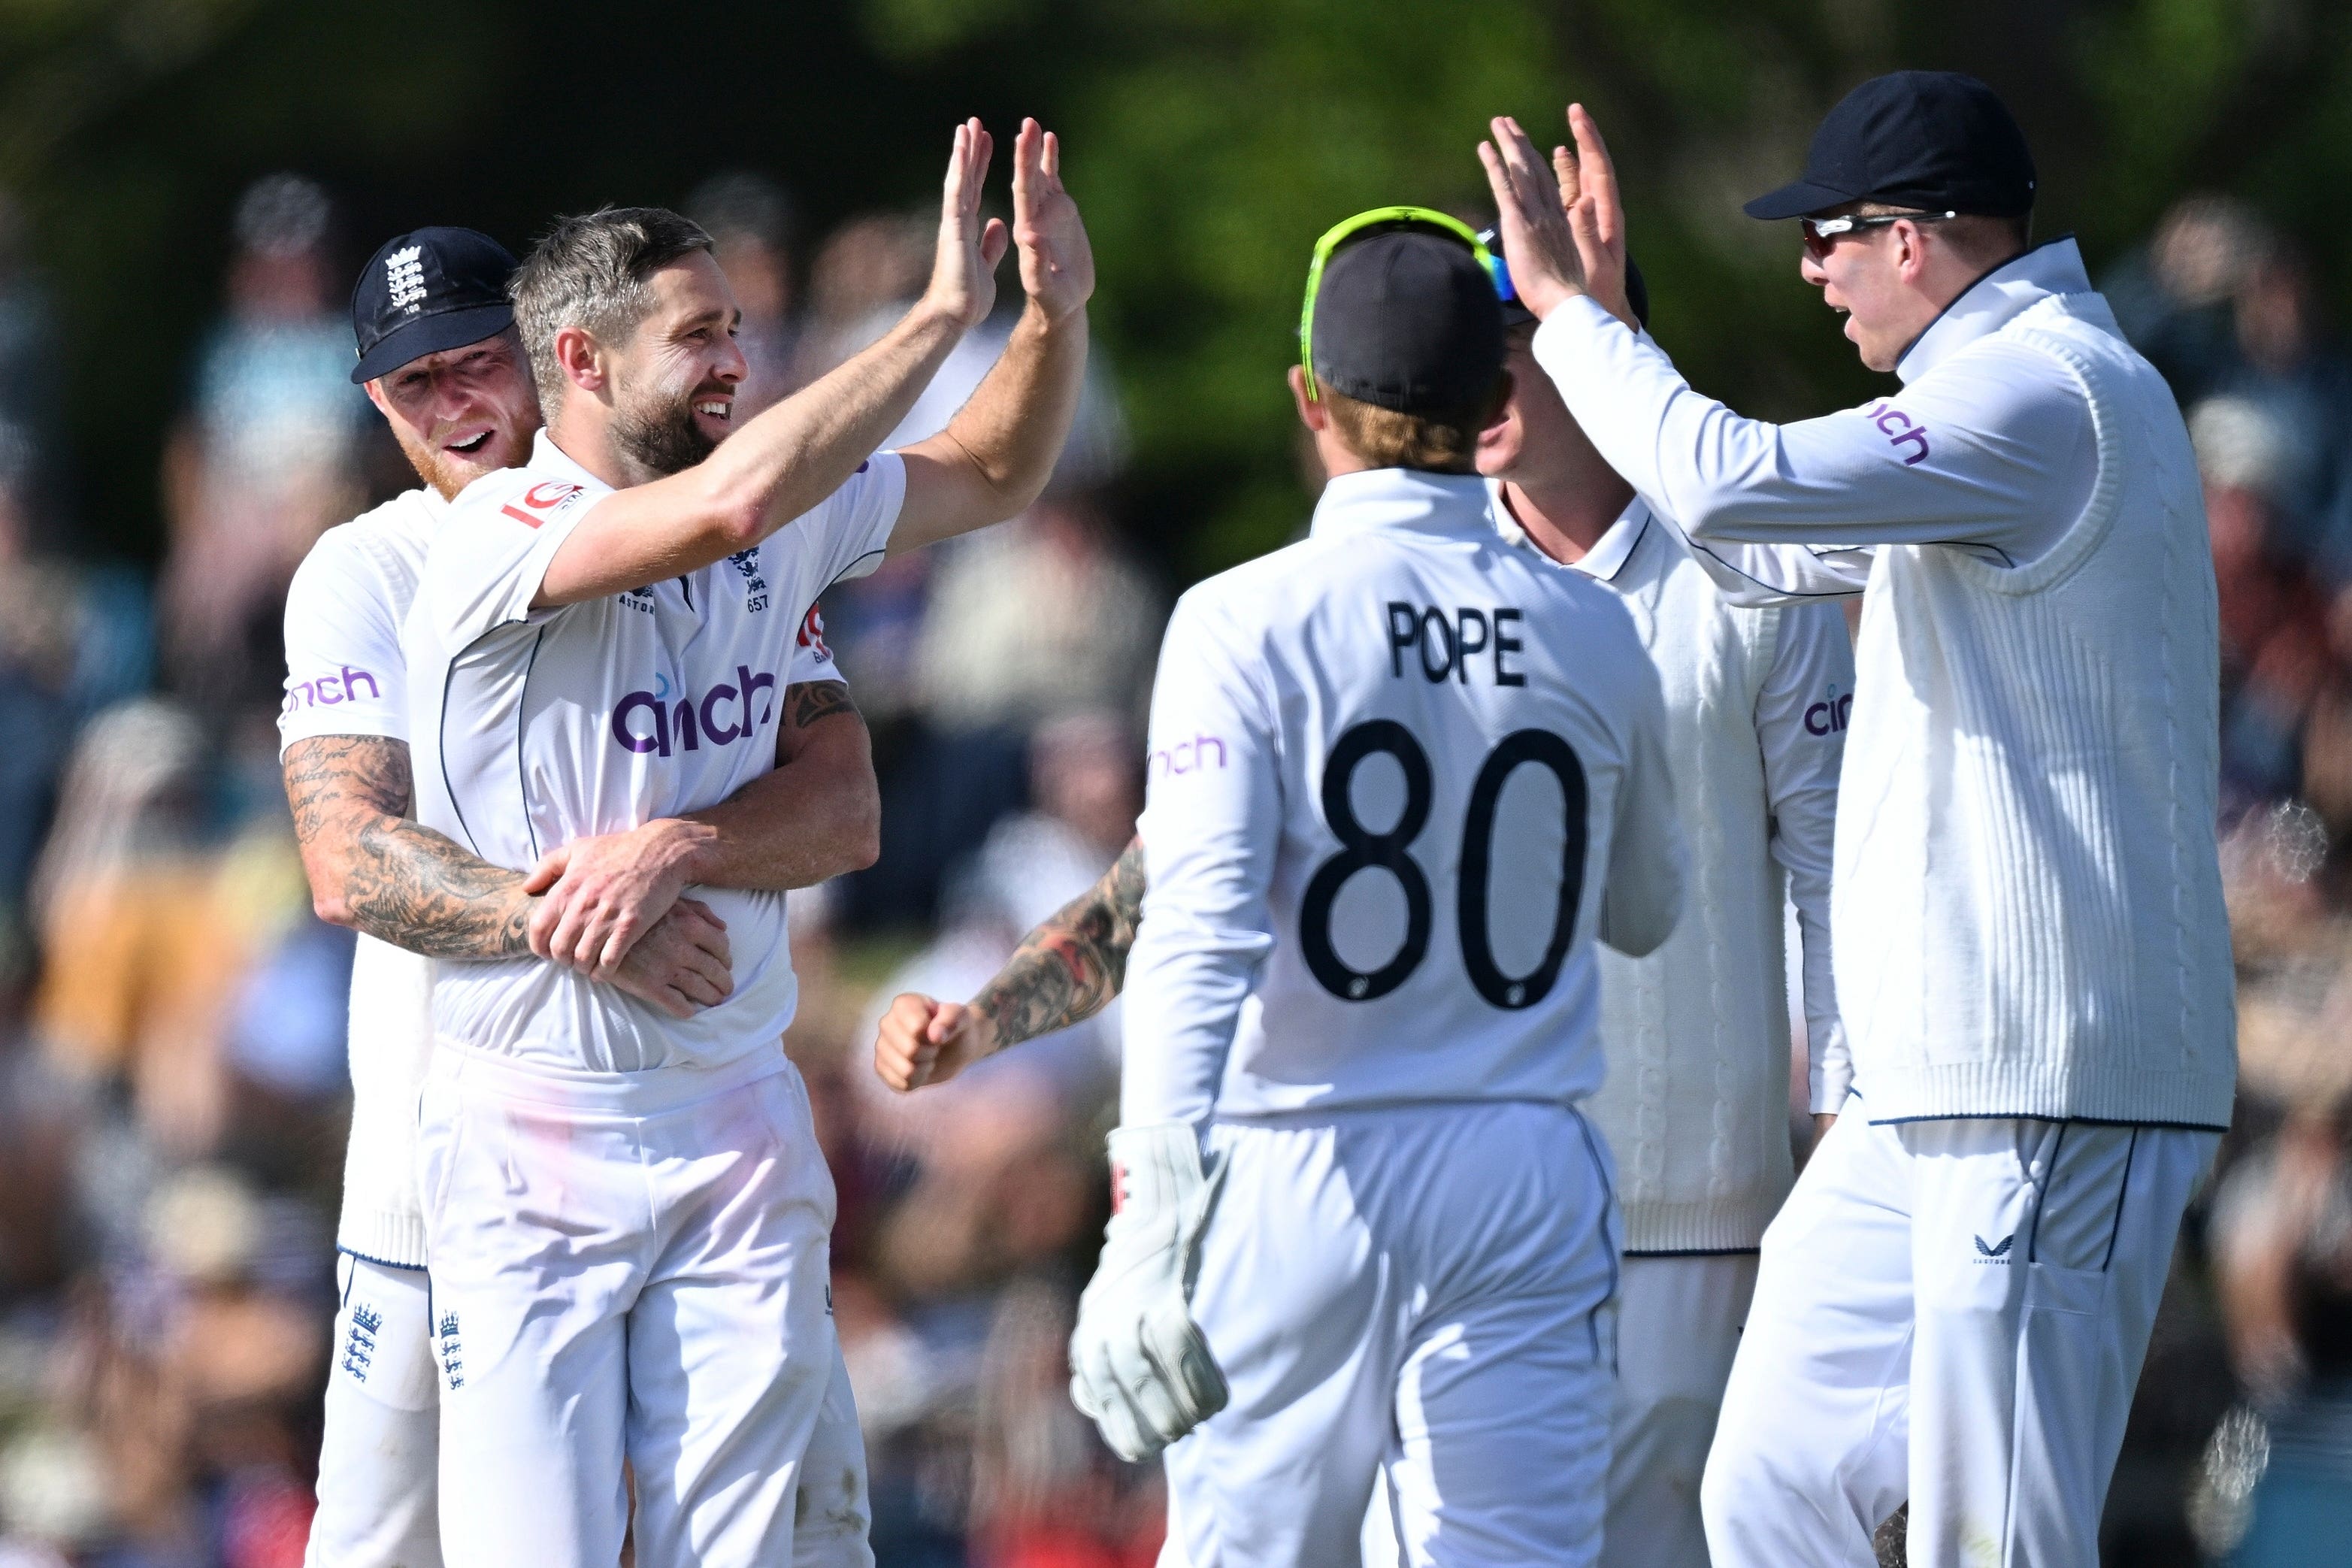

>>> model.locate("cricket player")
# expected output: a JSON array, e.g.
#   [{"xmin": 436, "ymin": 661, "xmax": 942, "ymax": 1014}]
[
  {"xmin": 1482, "ymin": 73, "xmax": 2236, "ymax": 1565},
  {"xmin": 874, "ymin": 235, "xmax": 1854, "ymax": 1568},
  {"xmin": 401, "ymin": 118, "xmax": 1094, "ymax": 1565},
  {"xmin": 1061, "ymin": 212, "xmax": 1685, "ymax": 1566},
  {"xmin": 283, "ymin": 227, "xmax": 881, "ymax": 1567}
]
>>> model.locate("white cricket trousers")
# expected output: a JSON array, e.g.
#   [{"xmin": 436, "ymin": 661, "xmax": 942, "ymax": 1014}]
[
  {"xmin": 419, "ymin": 1045, "xmax": 867, "ymax": 1568},
  {"xmin": 1359, "ymin": 1251, "xmax": 1756, "ymax": 1568},
  {"xmin": 1702, "ymin": 1110, "xmax": 2219, "ymax": 1567},
  {"xmin": 309, "ymin": 1255, "xmax": 440, "ymax": 1568},
  {"xmin": 1163, "ymin": 1100, "xmax": 1619, "ymax": 1568},
  {"xmin": 302, "ymin": 1258, "xmax": 873, "ymax": 1568},
  {"xmin": 1601, "ymin": 1252, "xmax": 1756, "ymax": 1568}
]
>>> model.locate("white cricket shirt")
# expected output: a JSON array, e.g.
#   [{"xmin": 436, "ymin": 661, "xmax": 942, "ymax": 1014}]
[
  {"xmin": 281, "ymin": 486, "xmax": 444, "ymax": 1267},
  {"xmin": 406, "ymin": 430, "xmax": 901, "ymax": 1080},
  {"xmin": 283, "ymin": 483, "xmax": 852, "ymax": 1258},
  {"xmin": 1533, "ymin": 240, "xmax": 2236, "ymax": 1128},
  {"xmin": 1122, "ymin": 467, "xmax": 1685, "ymax": 1129},
  {"xmin": 1494, "ymin": 488, "xmax": 1851, "ymax": 1249}
]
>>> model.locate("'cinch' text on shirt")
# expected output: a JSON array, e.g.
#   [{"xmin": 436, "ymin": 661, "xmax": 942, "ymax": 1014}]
[{"xmin": 610, "ymin": 666, "xmax": 779, "ymax": 756}]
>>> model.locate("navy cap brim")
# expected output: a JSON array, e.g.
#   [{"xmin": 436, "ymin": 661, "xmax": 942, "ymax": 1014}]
[
  {"xmin": 350, "ymin": 301, "xmax": 515, "ymax": 383},
  {"xmin": 1742, "ymin": 178, "xmax": 1855, "ymax": 221}
]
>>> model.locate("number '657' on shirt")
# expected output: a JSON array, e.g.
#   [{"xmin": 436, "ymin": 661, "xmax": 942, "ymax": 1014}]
[
  {"xmin": 1120, "ymin": 468, "xmax": 1688, "ymax": 1129},
  {"xmin": 402, "ymin": 428, "xmax": 901, "ymax": 1078}
]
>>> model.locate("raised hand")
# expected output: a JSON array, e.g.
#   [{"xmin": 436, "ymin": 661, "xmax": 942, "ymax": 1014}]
[
  {"xmin": 1557, "ymin": 104, "xmax": 1634, "ymax": 328},
  {"xmin": 873, "ymin": 991, "xmax": 997, "ymax": 1093},
  {"xmin": 1010, "ymin": 117, "xmax": 1095, "ymax": 322},
  {"xmin": 1479, "ymin": 107, "xmax": 1634, "ymax": 328},
  {"xmin": 923, "ymin": 117, "xmax": 1013, "ymax": 331},
  {"xmin": 1479, "ymin": 114, "xmax": 1581, "ymax": 321}
]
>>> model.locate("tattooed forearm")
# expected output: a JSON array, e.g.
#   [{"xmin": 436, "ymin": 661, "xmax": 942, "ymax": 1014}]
[
  {"xmin": 971, "ymin": 836, "xmax": 1146, "ymax": 1050},
  {"xmin": 787, "ymin": 680, "xmax": 858, "ymax": 731},
  {"xmin": 283, "ymin": 734, "xmax": 408, "ymax": 838},
  {"xmin": 346, "ymin": 818, "xmax": 535, "ymax": 957},
  {"xmin": 283, "ymin": 734, "xmax": 536, "ymax": 959}
]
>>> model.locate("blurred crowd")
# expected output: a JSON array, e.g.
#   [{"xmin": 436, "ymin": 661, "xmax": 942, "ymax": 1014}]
[
  {"xmin": 0, "ymin": 169, "xmax": 2338, "ymax": 1566},
  {"xmin": 2099, "ymin": 197, "xmax": 2352, "ymax": 1563},
  {"xmin": 0, "ymin": 168, "xmax": 1164, "ymax": 1568}
]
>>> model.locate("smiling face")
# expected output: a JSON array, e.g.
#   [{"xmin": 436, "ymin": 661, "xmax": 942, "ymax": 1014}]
[
  {"xmin": 603, "ymin": 252, "xmax": 748, "ymax": 477},
  {"xmin": 365, "ymin": 330, "xmax": 541, "ymax": 500}
]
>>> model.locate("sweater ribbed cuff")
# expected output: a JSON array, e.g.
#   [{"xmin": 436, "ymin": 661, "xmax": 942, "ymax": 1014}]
[
  {"xmin": 1851, "ymin": 1060, "xmax": 2236, "ymax": 1130},
  {"xmin": 1622, "ymin": 1191, "xmax": 1776, "ymax": 1254},
  {"xmin": 336, "ymin": 1206, "xmax": 429, "ymax": 1270}
]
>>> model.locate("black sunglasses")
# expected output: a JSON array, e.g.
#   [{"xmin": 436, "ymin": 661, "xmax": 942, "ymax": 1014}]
[{"xmin": 1800, "ymin": 210, "xmax": 1960, "ymax": 258}]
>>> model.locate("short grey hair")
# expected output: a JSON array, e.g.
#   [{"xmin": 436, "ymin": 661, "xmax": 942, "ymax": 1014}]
[{"xmin": 510, "ymin": 206, "xmax": 714, "ymax": 406}]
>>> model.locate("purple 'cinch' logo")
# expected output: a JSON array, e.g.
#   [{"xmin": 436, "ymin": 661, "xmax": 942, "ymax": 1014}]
[
  {"xmin": 610, "ymin": 665, "xmax": 779, "ymax": 756},
  {"xmin": 284, "ymin": 665, "xmax": 382, "ymax": 712}
]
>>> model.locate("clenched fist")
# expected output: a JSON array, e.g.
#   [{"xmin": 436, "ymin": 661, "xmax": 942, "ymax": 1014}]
[{"xmin": 872, "ymin": 992, "xmax": 1000, "ymax": 1093}]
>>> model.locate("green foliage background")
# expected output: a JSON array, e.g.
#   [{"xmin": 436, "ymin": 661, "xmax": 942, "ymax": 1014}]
[{"xmin": 4, "ymin": 0, "xmax": 2350, "ymax": 582}]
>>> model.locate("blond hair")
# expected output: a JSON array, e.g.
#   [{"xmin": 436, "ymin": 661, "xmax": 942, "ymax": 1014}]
[{"xmin": 1320, "ymin": 377, "xmax": 1507, "ymax": 474}]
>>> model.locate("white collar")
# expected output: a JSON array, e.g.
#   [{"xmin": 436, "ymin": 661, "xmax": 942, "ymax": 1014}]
[
  {"xmin": 530, "ymin": 426, "xmax": 607, "ymax": 487},
  {"xmin": 1566, "ymin": 498, "xmax": 1650, "ymax": 582},
  {"xmin": 1486, "ymin": 480, "xmax": 1650, "ymax": 582},
  {"xmin": 1895, "ymin": 235, "xmax": 2093, "ymax": 384},
  {"xmin": 1309, "ymin": 467, "xmax": 1495, "ymax": 541}
]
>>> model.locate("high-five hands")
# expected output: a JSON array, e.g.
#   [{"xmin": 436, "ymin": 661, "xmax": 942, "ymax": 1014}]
[
  {"xmin": 924, "ymin": 117, "xmax": 1011, "ymax": 331},
  {"xmin": 1011, "ymin": 117, "xmax": 1096, "ymax": 322},
  {"xmin": 1479, "ymin": 104, "xmax": 1636, "ymax": 329},
  {"xmin": 922, "ymin": 116, "xmax": 1094, "ymax": 332}
]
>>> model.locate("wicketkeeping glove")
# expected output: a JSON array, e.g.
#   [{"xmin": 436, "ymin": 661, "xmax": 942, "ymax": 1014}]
[{"xmin": 1068, "ymin": 1122, "xmax": 1230, "ymax": 1461}]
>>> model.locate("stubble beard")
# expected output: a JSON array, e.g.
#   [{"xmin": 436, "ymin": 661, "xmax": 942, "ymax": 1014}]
[
  {"xmin": 397, "ymin": 422, "xmax": 522, "ymax": 504},
  {"xmin": 610, "ymin": 382, "xmax": 718, "ymax": 479}
]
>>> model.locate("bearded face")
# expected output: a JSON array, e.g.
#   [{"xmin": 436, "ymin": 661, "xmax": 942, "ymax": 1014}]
[
  {"xmin": 592, "ymin": 253, "xmax": 746, "ymax": 480},
  {"xmin": 609, "ymin": 371, "xmax": 726, "ymax": 477}
]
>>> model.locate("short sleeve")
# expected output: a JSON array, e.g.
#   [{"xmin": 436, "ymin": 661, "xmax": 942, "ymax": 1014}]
[
  {"xmin": 794, "ymin": 451, "xmax": 907, "ymax": 589},
  {"xmin": 424, "ymin": 471, "xmax": 601, "ymax": 648},
  {"xmin": 279, "ymin": 531, "xmax": 409, "ymax": 755},
  {"xmin": 786, "ymin": 604, "xmax": 846, "ymax": 687}
]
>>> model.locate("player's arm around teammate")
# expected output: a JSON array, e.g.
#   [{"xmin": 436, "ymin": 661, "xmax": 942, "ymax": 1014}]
[
  {"xmin": 504, "ymin": 652, "xmax": 880, "ymax": 978},
  {"xmin": 292, "ymin": 229, "xmax": 891, "ymax": 1568}
]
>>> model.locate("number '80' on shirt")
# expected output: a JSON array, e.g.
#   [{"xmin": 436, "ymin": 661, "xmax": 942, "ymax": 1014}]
[{"xmin": 1120, "ymin": 468, "xmax": 1687, "ymax": 1128}]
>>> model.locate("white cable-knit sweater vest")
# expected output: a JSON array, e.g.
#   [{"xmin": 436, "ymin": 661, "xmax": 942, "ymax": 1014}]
[
  {"xmin": 1581, "ymin": 519, "xmax": 1799, "ymax": 1251},
  {"xmin": 1837, "ymin": 294, "xmax": 2235, "ymax": 1127}
]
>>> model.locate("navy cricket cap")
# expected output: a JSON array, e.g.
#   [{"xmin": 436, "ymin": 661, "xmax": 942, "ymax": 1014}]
[
  {"xmin": 1744, "ymin": 71, "xmax": 2036, "ymax": 221},
  {"xmin": 349, "ymin": 227, "xmax": 518, "ymax": 383},
  {"xmin": 1311, "ymin": 230, "xmax": 1504, "ymax": 416}
]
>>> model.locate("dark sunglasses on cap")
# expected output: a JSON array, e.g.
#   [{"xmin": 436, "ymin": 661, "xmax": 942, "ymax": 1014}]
[{"xmin": 1799, "ymin": 209, "xmax": 1959, "ymax": 259}]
